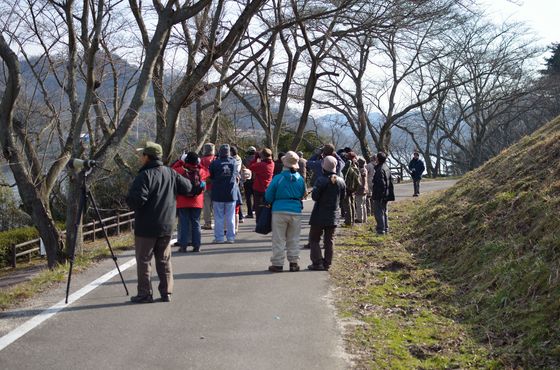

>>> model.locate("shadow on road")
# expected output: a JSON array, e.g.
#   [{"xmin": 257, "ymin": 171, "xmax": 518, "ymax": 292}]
[{"xmin": 173, "ymin": 270, "xmax": 271, "ymax": 280}]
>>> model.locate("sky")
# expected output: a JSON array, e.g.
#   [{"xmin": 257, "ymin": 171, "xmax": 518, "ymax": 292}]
[{"xmin": 481, "ymin": 0, "xmax": 560, "ymax": 47}]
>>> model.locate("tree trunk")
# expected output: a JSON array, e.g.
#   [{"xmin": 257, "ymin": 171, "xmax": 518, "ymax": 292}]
[
  {"xmin": 31, "ymin": 198, "xmax": 65, "ymax": 268},
  {"xmin": 379, "ymin": 124, "xmax": 392, "ymax": 153},
  {"xmin": 64, "ymin": 173, "xmax": 84, "ymax": 257}
]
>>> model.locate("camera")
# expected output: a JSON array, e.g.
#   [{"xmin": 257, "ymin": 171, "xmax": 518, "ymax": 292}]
[{"xmin": 68, "ymin": 158, "xmax": 97, "ymax": 172}]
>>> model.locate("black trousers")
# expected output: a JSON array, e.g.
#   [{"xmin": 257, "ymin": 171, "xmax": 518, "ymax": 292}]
[
  {"xmin": 253, "ymin": 191, "xmax": 265, "ymax": 221},
  {"xmin": 309, "ymin": 225, "xmax": 336, "ymax": 268},
  {"xmin": 413, "ymin": 179, "xmax": 421, "ymax": 195},
  {"xmin": 373, "ymin": 199, "xmax": 388, "ymax": 234},
  {"xmin": 244, "ymin": 181, "xmax": 254, "ymax": 216}
]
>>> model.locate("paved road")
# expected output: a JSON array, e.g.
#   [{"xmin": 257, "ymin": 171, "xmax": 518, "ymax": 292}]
[{"xmin": 0, "ymin": 179, "xmax": 456, "ymax": 370}]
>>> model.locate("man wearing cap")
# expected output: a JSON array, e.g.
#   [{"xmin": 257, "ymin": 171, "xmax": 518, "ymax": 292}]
[
  {"xmin": 242, "ymin": 146, "xmax": 257, "ymax": 218},
  {"xmin": 126, "ymin": 141, "xmax": 192, "ymax": 303},
  {"xmin": 341, "ymin": 152, "xmax": 360, "ymax": 226},
  {"xmin": 249, "ymin": 147, "xmax": 275, "ymax": 221},
  {"xmin": 307, "ymin": 155, "xmax": 346, "ymax": 271},
  {"xmin": 209, "ymin": 144, "xmax": 240, "ymax": 243},
  {"xmin": 265, "ymin": 151, "xmax": 306, "ymax": 272}
]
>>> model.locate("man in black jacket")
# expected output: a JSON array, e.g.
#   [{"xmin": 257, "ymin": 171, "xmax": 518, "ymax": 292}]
[
  {"xmin": 307, "ymin": 156, "xmax": 346, "ymax": 271},
  {"xmin": 408, "ymin": 151, "xmax": 425, "ymax": 196},
  {"xmin": 371, "ymin": 152, "xmax": 391, "ymax": 235},
  {"xmin": 126, "ymin": 142, "xmax": 192, "ymax": 303}
]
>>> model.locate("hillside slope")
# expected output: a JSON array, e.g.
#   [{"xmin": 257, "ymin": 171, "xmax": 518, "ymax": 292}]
[{"xmin": 408, "ymin": 117, "xmax": 560, "ymax": 367}]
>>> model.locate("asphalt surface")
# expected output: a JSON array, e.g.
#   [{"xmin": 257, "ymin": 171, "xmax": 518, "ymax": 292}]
[{"xmin": 0, "ymin": 179, "xmax": 456, "ymax": 370}]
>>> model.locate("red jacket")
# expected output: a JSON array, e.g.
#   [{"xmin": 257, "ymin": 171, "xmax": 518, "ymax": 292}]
[
  {"xmin": 171, "ymin": 161, "xmax": 209, "ymax": 209},
  {"xmin": 200, "ymin": 155, "xmax": 216, "ymax": 191},
  {"xmin": 249, "ymin": 157, "xmax": 274, "ymax": 193}
]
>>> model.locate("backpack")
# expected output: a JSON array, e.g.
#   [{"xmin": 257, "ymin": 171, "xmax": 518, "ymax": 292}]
[
  {"xmin": 183, "ymin": 167, "xmax": 204, "ymax": 197},
  {"xmin": 343, "ymin": 163, "xmax": 362, "ymax": 193}
]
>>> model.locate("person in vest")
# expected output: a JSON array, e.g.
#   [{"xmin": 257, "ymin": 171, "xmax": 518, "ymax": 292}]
[
  {"xmin": 372, "ymin": 152, "xmax": 391, "ymax": 235},
  {"xmin": 171, "ymin": 152, "xmax": 208, "ymax": 253},
  {"xmin": 341, "ymin": 152, "xmax": 359, "ymax": 226},
  {"xmin": 365, "ymin": 155, "xmax": 377, "ymax": 217},
  {"xmin": 200, "ymin": 143, "xmax": 216, "ymax": 230},
  {"xmin": 209, "ymin": 144, "xmax": 240, "ymax": 243},
  {"xmin": 408, "ymin": 151, "xmax": 425, "ymax": 197},
  {"xmin": 307, "ymin": 156, "xmax": 346, "ymax": 271},
  {"xmin": 242, "ymin": 146, "xmax": 257, "ymax": 218},
  {"xmin": 265, "ymin": 151, "xmax": 306, "ymax": 272},
  {"xmin": 249, "ymin": 148, "xmax": 274, "ymax": 221},
  {"xmin": 355, "ymin": 156, "xmax": 369, "ymax": 223},
  {"xmin": 126, "ymin": 141, "xmax": 192, "ymax": 303}
]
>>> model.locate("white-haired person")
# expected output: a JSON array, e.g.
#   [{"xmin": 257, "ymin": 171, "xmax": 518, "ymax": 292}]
[{"xmin": 265, "ymin": 151, "xmax": 306, "ymax": 272}]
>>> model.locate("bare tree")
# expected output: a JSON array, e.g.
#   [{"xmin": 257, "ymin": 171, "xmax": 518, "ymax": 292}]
[
  {"xmin": 437, "ymin": 19, "xmax": 540, "ymax": 171},
  {"xmin": 0, "ymin": 0, "xmax": 215, "ymax": 267}
]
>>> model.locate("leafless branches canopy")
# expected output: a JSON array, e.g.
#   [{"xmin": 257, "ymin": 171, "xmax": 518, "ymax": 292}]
[{"xmin": 0, "ymin": 0, "xmax": 552, "ymax": 267}]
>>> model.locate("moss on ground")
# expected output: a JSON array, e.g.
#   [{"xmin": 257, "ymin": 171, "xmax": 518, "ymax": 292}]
[{"xmin": 333, "ymin": 201, "xmax": 498, "ymax": 369}]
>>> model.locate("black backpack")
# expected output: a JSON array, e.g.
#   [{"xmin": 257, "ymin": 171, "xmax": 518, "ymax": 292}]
[{"xmin": 183, "ymin": 167, "xmax": 203, "ymax": 197}]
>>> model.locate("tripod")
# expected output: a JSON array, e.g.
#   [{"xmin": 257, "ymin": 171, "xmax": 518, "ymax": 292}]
[{"xmin": 65, "ymin": 169, "xmax": 129, "ymax": 303}]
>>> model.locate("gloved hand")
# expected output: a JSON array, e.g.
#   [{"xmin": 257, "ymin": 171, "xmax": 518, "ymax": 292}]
[
  {"xmin": 180, "ymin": 152, "xmax": 187, "ymax": 162},
  {"xmin": 200, "ymin": 181, "xmax": 206, "ymax": 189}
]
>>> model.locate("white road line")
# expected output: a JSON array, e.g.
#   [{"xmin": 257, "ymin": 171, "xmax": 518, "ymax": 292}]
[{"xmin": 0, "ymin": 256, "xmax": 137, "ymax": 352}]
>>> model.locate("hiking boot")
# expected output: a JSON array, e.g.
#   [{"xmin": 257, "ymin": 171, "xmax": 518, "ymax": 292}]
[
  {"xmin": 289, "ymin": 263, "xmax": 300, "ymax": 272},
  {"xmin": 307, "ymin": 264, "xmax": 326, "ymax": 271},
  {"xmin": 192, "ymin": 247, "xmax": 200, "ymax": 252},
  {"xmin": 201, "ymin": 224, "xmax": 213, "ymax": 230},
  {"xmin": 130, "ymin": 294, "xmax": 154, "ymax": 303},
  {"xmin": 160, "ymin": 294, "xmax": 172, "ymax": 302},
  {"xmin": 268, "ymin": 265, "xmax": 283, "ymax": 273},
  {"xmin": 212, "ymin": 239, "xmax": 225, "ymax": 244},
  {"xmin": 225, "ymin": 240, "xmax": 235, "ymax": 244},
  {"xmin": 179, "ymin": 246, "xmax": 187, "ymax": 253}
]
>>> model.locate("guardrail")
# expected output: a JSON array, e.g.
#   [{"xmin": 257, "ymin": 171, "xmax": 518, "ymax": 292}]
[{"xmin": 10, "ymin": 211, "xmax": 135, "ymax": 268}]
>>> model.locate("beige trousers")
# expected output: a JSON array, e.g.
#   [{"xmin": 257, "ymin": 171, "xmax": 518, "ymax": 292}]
[
  {"xmin": 270, "ymin": 212, "xmax": 301, "ymax": 267},
  {"xmin": 203, "ymin": 189, "xmax": 213, "ymax": 226}
]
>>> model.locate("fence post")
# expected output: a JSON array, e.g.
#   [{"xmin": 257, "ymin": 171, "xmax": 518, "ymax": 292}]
[
  {"xmin": 117, "ymin": 213, "xmax": 120, "ymax": 235},
  {"xmin": 11, "ymin": 244, "xmax": 17, "ymax": 268},
  {"xmin": 92, "ymin": 219, "xmax": 96, "ymax": 242}
]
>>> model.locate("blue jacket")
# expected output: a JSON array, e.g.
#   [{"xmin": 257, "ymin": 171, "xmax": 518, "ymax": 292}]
[
  {"xmin": 306, "ymin": 153, "xmax": 345, "ymax": 186},
  {"xmin": 209, "ymin": 156, "xmax": 240, "ymax": 202},
  {"xmin": 264, "ymin": 170, "xmax": 306, "ymax": 214}
]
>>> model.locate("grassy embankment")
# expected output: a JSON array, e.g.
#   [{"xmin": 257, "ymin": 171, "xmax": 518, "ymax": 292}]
[
  {"xmin": 0, "ymin": 234, "xmax": 133, "ymax": 310},
  {"xmin": 333, "ymin": 117, "xmax": 560, "ymax": 368}
]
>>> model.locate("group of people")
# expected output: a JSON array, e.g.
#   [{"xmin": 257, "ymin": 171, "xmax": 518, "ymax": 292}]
[{"xmin": 125, "ymin": 140, "xmax": 424, "ymax": 303}]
